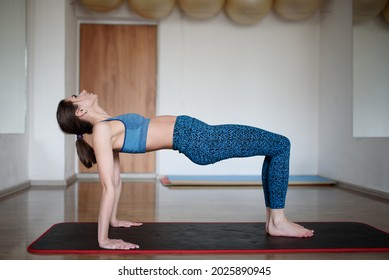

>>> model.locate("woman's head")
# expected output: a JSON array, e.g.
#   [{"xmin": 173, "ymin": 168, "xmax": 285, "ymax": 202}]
[
  {"xmin": 56, "ymin": 98, "xmax": 96, "ymax": 168},
  {"xmin": 56, "ymin": 99, "xmax": 93, "ymax": 135}
]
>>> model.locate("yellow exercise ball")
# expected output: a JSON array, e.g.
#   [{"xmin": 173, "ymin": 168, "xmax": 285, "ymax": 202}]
[
  {"xmin": 353, "ymin": 0, "xmax": 388, "ymax": 23},
  {"xmin": 225, "ymin": 0, "xmax": 272, "ymax": 25},
  {"xmin": 79, "ymin": 0, "xmax": 124, "ymax": 12},
  {"xmin": 274, "ymin": 0, "xmax": 321, "ymax": 21},
  {"xmin": 128, "ymin": 0, "xmax": 176, "ymax": 19},
  {"xmin": 383, "ymin": 1, "xmax": 389, "ymax": 23},
  {"xmin": 179, "ymin": 0, "xmax": 225, "ymax": 19}
]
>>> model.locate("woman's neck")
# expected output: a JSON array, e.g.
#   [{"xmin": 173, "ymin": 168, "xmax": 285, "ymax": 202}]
[{"xmin": 86, "ymin": 105, "xmax": 112, "ymax": 125}]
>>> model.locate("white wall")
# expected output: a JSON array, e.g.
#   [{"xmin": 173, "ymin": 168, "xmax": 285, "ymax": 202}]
[
  {"xmin": 0, "ymin": 0, "xmax": 72, "ymax": 192},
  {"xmin": 353, "ymin": 16, "xmax": 389, "ymax": 137},
  {"xmin": 0, "ymin": 0, "xmax": 26, "ymax": 134},
  {"xmin": 318, "ymin": 0, "xmax": 389, "ymax": 194},
  {"xmin": 28, "ymin": 0, "xmax": 69, "ymax": 184},
  {"xmin": 1, "ymin": 0, "xmax": 388, "ymax": 197},
  {"xmin": 64, "ymin": 0, "xmax": 78, "ymax": 181},
  {"xmin": 0, "ymin": 0, "xmax": 28, "ymax": 193},
  {"xmin": 0, "ymin": 135, "xmax": 28, "ymax": 193},
  {"xmin": 158, "ymin": 10, "xmax": 320, "ymax": 176}
]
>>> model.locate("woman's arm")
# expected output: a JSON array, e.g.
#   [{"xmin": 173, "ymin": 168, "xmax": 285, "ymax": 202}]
[
  {"xmin": 109, "ymin": 152, "xmax": 122, "ymax": 226},
  {"xmin": 110, "ymin": 152, "xmax": 142, "ymax": 227},
  {"xmin": 93, "ymin": 123, "xmax": 139, "ymax": 250}
]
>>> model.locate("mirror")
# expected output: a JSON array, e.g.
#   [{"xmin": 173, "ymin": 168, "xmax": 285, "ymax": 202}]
[
  {"xmin": 353, "ymin": 1, "xmax": 389, "ymax": 137},
  {"xmin": 0, "ymin": 0, "xmax": 27, "ymax": 134}
]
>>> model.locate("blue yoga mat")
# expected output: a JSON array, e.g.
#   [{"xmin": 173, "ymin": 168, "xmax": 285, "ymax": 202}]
[{"xmin": 160, "ymin": 175, "xmax": 336, "ymax": 186}]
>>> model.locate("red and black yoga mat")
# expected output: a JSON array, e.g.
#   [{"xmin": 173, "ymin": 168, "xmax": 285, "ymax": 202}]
[{"xmin": 27, "ymin": 222, "xmax": 389, "ymax": 255}]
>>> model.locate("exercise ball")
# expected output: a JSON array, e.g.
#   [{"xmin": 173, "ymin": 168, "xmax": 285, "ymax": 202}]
[
  {"xmin": 353, "ymin": 0, "xmax": 388, "ymax": 23},
  {"xmin": 383, "ymin": 1, "xmax": 389, "ymax": 23},
  {"xmin": 274, "ymin": 0, "xmax": 321, "ymax": 21},
  {"xmin": 179, "ymin": 0, "xmax": 225, "ymax": 19},
  {"xmin": 79, "ymin": 0, "xmax": 124, "ymax": 12},
  {"xmin": 225, "ymin": 0, "xmax": 272, "ymax": 25},
  {"xmin": 128, "ymin": 0, "xmax": 176, "ymax": 19}
]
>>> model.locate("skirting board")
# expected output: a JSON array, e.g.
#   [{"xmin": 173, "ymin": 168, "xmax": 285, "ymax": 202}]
[
  {"xmin": 0, "ymin": 181, "xmax": 30, "ymax": 199},
  {"xmin": 160, "ymin": 175, "xmax": 336, "ymax": 187}
]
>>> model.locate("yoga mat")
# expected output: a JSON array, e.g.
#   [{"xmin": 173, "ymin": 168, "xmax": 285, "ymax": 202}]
[
  {"xmin": 160, "ymin": 175, "xmax": 336, "ymax": 187},
  {"xmin": 27, "ymin": 222, "xmax": 389, "ymax": 255}
]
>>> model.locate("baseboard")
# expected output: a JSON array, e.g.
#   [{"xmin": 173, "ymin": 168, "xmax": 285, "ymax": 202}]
[
  {"xmin": 0, "ymin": 181, "xmax": 30, "ymax": 199},
  {"xmin": 337, "ymin": 181, "xmax": 389, "ymax": 200},
  {"xmin": 1, "ymin": 176, "xmax": 387, "ymax": 201},
  {"xmin": 30, "ymin": 180, "xmax": 67, "ymax": 187},
  {"xmin": 66, "ymin": 174, "xmax": 77, "ymax": 185},
  {"xmin": 30, "ymin": 174, "xmax": 77, "ymax": 188}
]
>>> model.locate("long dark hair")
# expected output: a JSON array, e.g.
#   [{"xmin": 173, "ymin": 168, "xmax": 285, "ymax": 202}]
[{"xmin": 56, "ymin": 99, "xmax": 96, "ymax": 168}]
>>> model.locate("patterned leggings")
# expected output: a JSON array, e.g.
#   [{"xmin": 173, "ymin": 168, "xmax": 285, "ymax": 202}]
[{"xmin": 172, "ymin": 115, "xmax": 290, "ymax": 209}]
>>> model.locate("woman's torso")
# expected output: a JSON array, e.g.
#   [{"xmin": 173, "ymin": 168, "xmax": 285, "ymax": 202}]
[{"xmin": 102, "ymin": 114, "xmax": 177, "ymax": 153}]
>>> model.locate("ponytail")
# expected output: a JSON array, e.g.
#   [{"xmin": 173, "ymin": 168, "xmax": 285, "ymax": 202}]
[
  {"xmin": 56, "ymin": 99, "xmax": 97, "ymax": 168},
  {"xmin": 76, "ymin": 136, "xmax": 97, "ymax": 168}
]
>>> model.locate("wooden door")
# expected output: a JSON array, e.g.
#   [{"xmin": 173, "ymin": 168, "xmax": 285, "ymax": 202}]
[{"xmin": 79, "ymin": 24, "xmax": 156, "ymax": 174}]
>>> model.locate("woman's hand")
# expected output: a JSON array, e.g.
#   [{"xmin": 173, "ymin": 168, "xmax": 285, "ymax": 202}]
[
  {"xmin": 111, "ymin": 220, "xmax": 143, "ymax": 228},
  {"xmin": 99, "ymin": 238, "xmax": 139, "ymax": 250}
]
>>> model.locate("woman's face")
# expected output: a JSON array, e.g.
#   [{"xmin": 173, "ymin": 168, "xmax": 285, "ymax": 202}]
[{"xmin": 67, "ymin": 90, "xmax": 97, "ymax": 109}]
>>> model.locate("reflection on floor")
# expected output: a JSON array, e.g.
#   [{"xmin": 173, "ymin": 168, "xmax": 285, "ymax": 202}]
[{"xmin": 0, "ymin": 180, "xmax": 388, "ymax": 260}]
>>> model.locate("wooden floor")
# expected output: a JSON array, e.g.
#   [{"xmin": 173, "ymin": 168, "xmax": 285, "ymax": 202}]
[{"xmin": 0, "ymin": 179, "xmax": 388, "ymax": 260}]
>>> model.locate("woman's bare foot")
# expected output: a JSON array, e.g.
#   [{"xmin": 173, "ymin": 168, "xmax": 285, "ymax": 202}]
[
  {"xmin": 266, "ymin": 208, "xmax": 314, "ymax": 238},
  {"xmin": 99, "ymin": 238, "xmax": 139, "ymax": 250}
]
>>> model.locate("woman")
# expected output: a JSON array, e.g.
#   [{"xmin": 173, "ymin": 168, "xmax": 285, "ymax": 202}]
[{"xmin": 56, "ymin": 90, "xmax": 314, "ymax": 250}]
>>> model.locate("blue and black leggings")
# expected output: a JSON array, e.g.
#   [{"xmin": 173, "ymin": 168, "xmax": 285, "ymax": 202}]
[{"xmin": 172, "ymin": 115, "xmax": 290, "ymax": 209}]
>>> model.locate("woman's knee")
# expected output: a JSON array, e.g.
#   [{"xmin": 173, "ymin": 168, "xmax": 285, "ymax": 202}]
[{"xmin": 280, "ymin": 135, "xmax": 291, "ymax": 152}]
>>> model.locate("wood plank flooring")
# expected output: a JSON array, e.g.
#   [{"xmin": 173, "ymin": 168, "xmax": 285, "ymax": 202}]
[{"xmin": 0, "ymin": 180, "xmax": 388, "ymax": 260}]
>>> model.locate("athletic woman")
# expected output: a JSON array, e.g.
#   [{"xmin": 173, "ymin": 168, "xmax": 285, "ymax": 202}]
[{"xmin": 56, "ymin": 90, "xmax": 314, "ymax": 250}]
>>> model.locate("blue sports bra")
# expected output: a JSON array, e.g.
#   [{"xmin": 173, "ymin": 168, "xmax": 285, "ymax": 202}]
[{"xmin": 103, "ymin": 113, "xmax": 150, "ymax": 153}]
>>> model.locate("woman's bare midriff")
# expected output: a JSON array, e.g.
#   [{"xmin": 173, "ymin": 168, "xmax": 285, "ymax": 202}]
[{"xmin": 146, "ymin": 115, "xmax": 177, "ymax": 151}]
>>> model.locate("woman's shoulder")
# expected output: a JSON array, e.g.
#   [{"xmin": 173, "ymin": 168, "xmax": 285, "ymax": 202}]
[
  {"xmin": 91, "ymin": 122, "xmax": 115, "ymax": 152},
  {"xmin": 93, "ymin": 121, "xmax": 112, "ymax": 138}
]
